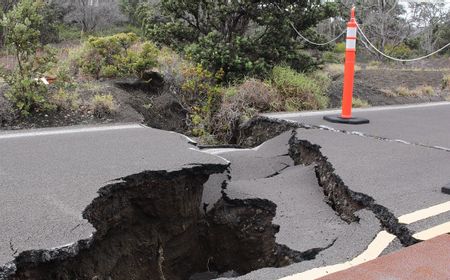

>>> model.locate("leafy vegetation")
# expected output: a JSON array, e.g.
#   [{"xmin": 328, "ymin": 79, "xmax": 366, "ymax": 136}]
[
  {"xmin": 1, "ymin": 0, "xmax": 449, "ymax": 144},
  {"xmin": 180, "ymin": 64, "xmax": 223, "ymax": 138},
  {"xmin": 0, "ymin": 0, "xmax": 56, "ymax": 115},
  {"xmin": 384, "ymin": 43, "xmax": 414, "ymax": 59},
  {"xmin": 74, "ymin": 33, "xmax": 158, "ymax": 79},
  {"xmin": 270, "ymin": 66, "xmax": 330, "ymax": 111},
  {"xmin": 212, "ymin": 79, "xmax": 279, "ymax": 143},
  {"xmin": 140, "ymin": 0, "xmax": 337, "ymax": 80},
  {"xmin": 91, "ymin": 94, "xmax": 117, "ymax": 118}
]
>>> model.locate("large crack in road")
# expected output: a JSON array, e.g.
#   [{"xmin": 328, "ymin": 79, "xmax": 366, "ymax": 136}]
[
  {"xmin": 0, "ymin": 157, "xmax": 333, "ymax": 279},
  {"xmin": 2, "ymin": 117, "xmax": 446, "ymax": 279},
  {"xmin": 288, "ymin": 131, "xmax": 417, "ymax": 246}
]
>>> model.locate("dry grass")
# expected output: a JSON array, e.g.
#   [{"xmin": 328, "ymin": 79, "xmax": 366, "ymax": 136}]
[
  {"xmin": 352, "ymin": 98, "xmax": 370, "ymax": 108},
  {"xmin": 323, "ymin": 63, "xmax": 362, "ymax": 77},
  {"xmin": 323, "ymin": 64, "xmax": 344, "ymax": 77},
  {"xmin": 442, "ymin": 74, "xmax": 450, "ymax": 90},
  {"xmin": 90, "ymin": 94, "xmax": 117, "ymax": 118},
  {"xmin": 212, "ymin": 79, "xmax": 278, "ymax": 142},
  {"xmin": 366, "ymin": 60, "xmax": 382, "ymax": 69},
  {"xmin": 49, "ymin": 89, "xmax": 80, "ymax": 111},
  {"xmin": 385, "ymin": 85, "xmax": 435, "ymax": 97}
]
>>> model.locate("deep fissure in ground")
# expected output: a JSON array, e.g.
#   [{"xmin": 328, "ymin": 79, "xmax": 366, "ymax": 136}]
[
  {"xmin": 238, "ymin": 116, "xmax": 419, "ymax": 247},
  {"xmin": 1, "ymin": 162, "xmax": 328, "ymax": 280},
  {"xmin": 1, "ymin": 117, "xmax": 419, "ymax": 279}
]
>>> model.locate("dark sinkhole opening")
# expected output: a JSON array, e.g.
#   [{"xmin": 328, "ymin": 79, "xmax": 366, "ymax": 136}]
[{"xmin": 4, "ymin": 165, "xmax": 323, "ymax": 280}]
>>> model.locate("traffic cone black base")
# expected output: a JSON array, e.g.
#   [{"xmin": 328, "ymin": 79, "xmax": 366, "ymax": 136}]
[{"xmin": 323, "ymin": 115, "xmax": 370, "ymax": 125}]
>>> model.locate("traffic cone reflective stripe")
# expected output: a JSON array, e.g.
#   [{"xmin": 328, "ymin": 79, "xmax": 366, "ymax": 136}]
[{"xmin": 323, "ymin": 7, "xmax": 370, "ymax": 125}]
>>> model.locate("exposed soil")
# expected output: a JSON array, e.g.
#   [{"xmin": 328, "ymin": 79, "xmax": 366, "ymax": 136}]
[
  {"xmin": 1, "ymin": 162, "xmax": 324, "ymax": 280},
  {"xmin": 288, "ymin": 131, "xmax": 416, "ymax": 246},
  {"xmin": 0, "ymin": 114, "xmax": 426, "ymax": 280},
  {"xmin": 1, "ymin": 65, "xmax": 449, "ymax": 137},
  {"xmin": 0, "ymin": 78, "xmax": 187, "ymax": 133}
]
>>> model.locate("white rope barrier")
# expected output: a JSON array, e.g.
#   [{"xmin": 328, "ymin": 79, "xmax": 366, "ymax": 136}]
[
  {"xmin": 274, "ymin": 3, "xmax": 345, "ymax": 47},
  {"xmin": 356, "ymin": 22, "xmax": 450, "ymax": 62},
  {"xmin": 288, "ymin": 22, "xmax": 346, "ymax": 46}
]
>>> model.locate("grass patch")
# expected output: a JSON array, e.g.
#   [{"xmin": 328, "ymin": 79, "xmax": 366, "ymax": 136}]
[
  {"xmin": 90, "ymin": 94, "xmax": 117, "ymax": 118},
  {"xmin": 386, "ymin": 85, "xmax": 435, "ymax": 97},
  {"xmin": 270, "ymin": 66, "xmax": 330, "ymax": 111},
  {"xmin": 352, "ymin": 98, "xmax": 370, "ymax": 108},
  {"xmin": 442, "ymin": 74, "xmax": 450, "ymax": 90}
]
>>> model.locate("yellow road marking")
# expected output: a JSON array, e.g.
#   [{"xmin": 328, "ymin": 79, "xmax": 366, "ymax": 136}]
[
  {"xmin": 278, "ymin": 231, "xmax": 395, "ymax": 280},
  {"xmin": 279, "ymin": 200, "xmax": 450, "ymax": 280},
  {"xmin": 413, "ymin": 221, "xmax": 450, "ymax": 241}
]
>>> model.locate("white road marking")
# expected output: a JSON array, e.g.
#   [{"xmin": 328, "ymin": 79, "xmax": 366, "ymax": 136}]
[
  {"xmin": 0, "ymin": 124, "xmax": 144, "ymax": 140},
  {"xmin": 189, "ymin": 148, "xmax": 231, "ymax": 164},
  {"xmin": 280, "ymin": 200, "xmax": 450, "ymax": 280},
  {"xmin": 264, "ymin": 101, "xmax": 450, "ymax": 119},
  {"xmin": 279, "ymin": 231, "xmax": 396, "ymax": 280},
  {"xmin": 200, "ymin": 143, "xmax": 265, "ymax": 155},
  {"xmin": 398, "ymin": 201, "xmax": 450, "ymax": 224},
  {"xmin": 413, "ymin": 221, "xmax": 450, "ymax": 241}
]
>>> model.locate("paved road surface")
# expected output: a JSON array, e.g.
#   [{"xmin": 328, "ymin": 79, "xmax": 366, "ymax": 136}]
[
  {"xmin": 265, "ymin": 102, "xmax": 450, "ymax": 150},
  {"xmin": 1, "ymin": 102, "xmax": 450, "ymax": 280},
  {"xmin": 261, "ymin": 102, "xmax": 450, "ymax": 280},
  {"xmin": 0, "ymin": 124, "xmax": 227, "ymax": 265}
]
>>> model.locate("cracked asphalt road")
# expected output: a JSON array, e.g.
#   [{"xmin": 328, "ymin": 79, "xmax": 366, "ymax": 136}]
[
  {"xmin": 1, "ymin": 101, "xmax": 450, "ymax": 280},
  {"xmin": 0, "ymin": 124, "xmax": 227, "ymax": 266},
  {"xmin": 266, "ymin": 102, "xmax": 450, "ymax": 150},
  {"xmin": 260, "ymin": 102, "xmax": 450, "ymax": 279}
]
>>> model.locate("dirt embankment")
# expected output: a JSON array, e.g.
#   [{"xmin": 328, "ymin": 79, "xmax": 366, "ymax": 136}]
[
  {"xmin": 0, "ymin": 77, "xmax": 188, "ymax": 133},
  {"xmin": 1, "ymin": 65, "xmax": 449, "ymax": 134}
]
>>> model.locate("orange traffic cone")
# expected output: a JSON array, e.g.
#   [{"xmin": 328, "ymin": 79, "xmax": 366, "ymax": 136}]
[{"xmin": 324, "ymin": 7, "xmax": 369, "ymax": 125}]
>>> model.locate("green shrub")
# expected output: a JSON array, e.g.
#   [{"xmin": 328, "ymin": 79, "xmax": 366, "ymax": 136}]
[
  {"xmin": 212, "ymin": 79, "xmax": 279, "ymax": 142},
  {"xmin": 90, "ymin": 94, "xmax": 117, "ymax": 118},
  {"xmin": 94, "ymin": 24, "xmax": 143, "ymax": 37},
  {"xmin": 49, "ymin": 88, "xmax": 80, "ymax": 111},
  {"xmin": 53, "ymin": 62, "xmax": 76, "ymax": 90},
  {"xmin": 75, "ymin": 33, "xmax": 158, "ymax": 79},
  {"xmin": 57, "ymin": 24, "xmax": 82, "ymax": 41},
  {"xmin": 334, "ymin": 42, "xmax": 346, "ymax": 53},
  {"xmin": 157, "ymin": 47, "xmax": 189, "ymax": 86},
  {"xmin": 180, "ymin": 64, "xmax": 223, "ymax": 137},
  {"xmin": 309, "ymin": 70, "xmax": 332, "ymax": 93},
  {"xmin": 322, "ymin": 51, "xmax": 341, "ymax": 63},
  {"xmin": 129, "ymin": 42, "xmax": 159, "ymax": 78},
  {"xmin": 385, "ymin": 43, "xmax": 413, "ymax": 59},
  {"xmin": 100, "ymin": 65, "xmax": 120, "ymax": 78},
  {"xmin": 0, "ymin": 0, "xmax": 57, "ymax": 115},
  {"xmin": 4, "ymin": 75, "xmax": 51, "ymax": 115},
  {"xmin": 270, "ymin": 66, "xmax": 330, "ymax": 111},
  {"xmin": 142, "ymin": 0, "xmax": 336, "ymax": 82}
]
